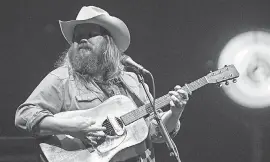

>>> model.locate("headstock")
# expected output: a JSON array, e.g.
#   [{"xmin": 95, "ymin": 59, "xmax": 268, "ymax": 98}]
[{"xmin": 206, "ymin": 65, "xmax": 239, "ymax": 85}]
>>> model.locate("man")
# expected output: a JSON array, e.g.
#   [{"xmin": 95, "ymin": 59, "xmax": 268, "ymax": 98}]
[{"xmin": 15, "ymin": 6, "xmax": 189, "ymax": 162}]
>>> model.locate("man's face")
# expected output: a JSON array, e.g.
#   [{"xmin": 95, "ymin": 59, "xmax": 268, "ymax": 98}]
[
  {"xmin": 72, "ymin": 23, "xmax": 109, "ymax": 44},
  {"xmin": 68, "ymin": 23, "xmax": 109, "ymax": 75}
]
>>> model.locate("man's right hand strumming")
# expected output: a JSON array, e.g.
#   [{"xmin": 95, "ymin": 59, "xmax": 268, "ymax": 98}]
[
  {"xmin": 66, "ymin": 116, "xmax": 106, "ymax": 145},
  {"xmin": 37, "ymin": 116, "xmax": 106, "ymax": 145}
]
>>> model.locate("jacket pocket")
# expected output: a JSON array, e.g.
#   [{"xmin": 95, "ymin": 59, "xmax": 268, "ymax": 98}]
[{"xmin": 75, "ymin": 93, "xmax": 103, "ymax": 109}]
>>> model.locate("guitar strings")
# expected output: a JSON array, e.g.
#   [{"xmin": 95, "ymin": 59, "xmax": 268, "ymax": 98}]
[{"xmin": 121, "ymin": 77, "xmax": 208, "ymax": 124}]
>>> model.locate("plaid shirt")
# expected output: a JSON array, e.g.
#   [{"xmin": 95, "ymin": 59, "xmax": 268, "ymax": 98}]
[{"xmin": 15, "ymin": 66, "xmax": 181, "ymax": 162}]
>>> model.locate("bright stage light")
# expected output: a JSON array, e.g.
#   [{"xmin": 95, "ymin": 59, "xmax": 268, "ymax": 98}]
[{"xmin": 218, "ymin": 30, "xmax": 270, "ymax": 108}]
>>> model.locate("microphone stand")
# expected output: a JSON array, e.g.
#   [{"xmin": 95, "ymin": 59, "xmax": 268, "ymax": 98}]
[{"xmin": 135, "ymin": 71, "xmax": 181, "ymax": 162}]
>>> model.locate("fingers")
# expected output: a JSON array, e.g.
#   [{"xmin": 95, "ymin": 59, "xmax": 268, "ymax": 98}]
[
  {"xmin": 85, "ymin": 136, "xmax": 98, "ymax": 145},
  {"xmin": 169, "ymin": 90, "xmax": 189, "ymax": 101},
  {"xmin": 87, "ymin": 131, "xmax": 106, "ymax": 137},
  {"xmin": 82, "ymin": 118, "xmax": 106, "ymax": 135},
  {"xmin": 174, "ymin": 85, "xmax": 181, "ymax": 91},
  {"xmin": 73, "ymin": 116, "xmax": 96, "ymax": 125},
  {"xmin": 174, "ymin": 85, "xmax": 188, "ymax": 98},
  {"xmin": 170, "ymin": 95, "xmax": 187, "ymax": 108},
  {"xmin": 83, "ymin": 118, "xmax": 106, "ymax": 132},
  {"xmin": 169, "ymin": 95, "xmax": 182, "ymax": 107},
  {"xmin": 169, "ymin": 85, "xmax": 189, "ymax": 108},
  {"xmin": 88, "ymin": 126, "xmax": 106, "ymax": 132},
  {"xmin": 179, "ymin": 89, "xmax": 189, "ymax": 100},
  {"xmin": 87, "ymin": 120, "xmax": 96, "ymax": 125},
  {"xmin": 85, "ymin": 132, "xmax": 106, "ymax": 146}
]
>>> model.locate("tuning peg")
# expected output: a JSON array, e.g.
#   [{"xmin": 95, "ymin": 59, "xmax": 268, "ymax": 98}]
[
  {"xmin": 232, "ymin": 79, "xmax": 237, "ymax": 83},
  {"xmin": 225, "ymin": 81, "xmax": 229, "ymax": 85}
]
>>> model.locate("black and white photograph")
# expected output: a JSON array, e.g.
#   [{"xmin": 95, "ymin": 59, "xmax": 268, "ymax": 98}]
[{"xmin": 1, "ymin": 1, "xmax": 270, "ymax": 162}]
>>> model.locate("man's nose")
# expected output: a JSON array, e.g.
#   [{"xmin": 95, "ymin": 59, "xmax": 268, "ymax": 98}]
[{"xmin": 80, "ymin": 39, "xmax": 88, "ymax": 44}]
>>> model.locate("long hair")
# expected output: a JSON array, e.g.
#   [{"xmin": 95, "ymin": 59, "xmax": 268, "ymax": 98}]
[
  {"xmin": 100, "ymin": 35, "xmax": 124, "ymax": 80},
  {"xmin": 55, "ymin": 35, "xmax": 124, "ymax": 82}
]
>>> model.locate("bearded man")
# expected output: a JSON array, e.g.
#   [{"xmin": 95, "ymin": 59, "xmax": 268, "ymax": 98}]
[{"xmin": 15, "ymin": 6, "xmax": 189, "ymax": 162}]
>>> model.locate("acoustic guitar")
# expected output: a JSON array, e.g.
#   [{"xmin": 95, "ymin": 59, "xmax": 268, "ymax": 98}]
[{"xmin": 39, "ymin": 65, "xmax": 239, "ymax": 162}]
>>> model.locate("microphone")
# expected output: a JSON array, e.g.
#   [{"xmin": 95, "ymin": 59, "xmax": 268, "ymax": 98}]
[{"xmin": 121, "ymin": 54, "xmax": 150, "ymax": 74}]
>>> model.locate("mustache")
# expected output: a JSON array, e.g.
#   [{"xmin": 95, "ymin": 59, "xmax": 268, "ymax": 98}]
[{"xmin": 77, "ymin": 42, "xmax": 93, "ymax": 51}]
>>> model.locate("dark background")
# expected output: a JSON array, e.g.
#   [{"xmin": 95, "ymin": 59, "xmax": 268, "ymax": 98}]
[{"xmin": 1, "ymin": 0, "xmax": 270, "ymax": 162}]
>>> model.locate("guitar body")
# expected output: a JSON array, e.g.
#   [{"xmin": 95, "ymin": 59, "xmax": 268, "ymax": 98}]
[{"xmin": 39, "ymin": 95, "xmax": 149, "ymax": 162}]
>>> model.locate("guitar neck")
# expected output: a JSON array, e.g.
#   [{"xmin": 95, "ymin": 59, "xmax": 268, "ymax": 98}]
[{"xmin": 121, "ymin": 76, "xmax": 208, "ymax": 125}]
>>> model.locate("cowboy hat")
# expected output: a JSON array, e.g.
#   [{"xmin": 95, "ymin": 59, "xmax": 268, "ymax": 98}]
[{"xmin": 59, "ymin": 6, "xmax": 130, "ymax": 52}]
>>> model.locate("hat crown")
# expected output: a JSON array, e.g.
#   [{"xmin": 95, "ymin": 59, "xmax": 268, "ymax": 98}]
[{"xmin": 76, "ymin": 6, "xmax": 109, "ymax": 20}]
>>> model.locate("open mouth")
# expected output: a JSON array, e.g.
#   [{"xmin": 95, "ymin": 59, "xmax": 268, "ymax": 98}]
[{"xmin": 78, "ymin": 43, "xmax": 93, "ymax": 51}]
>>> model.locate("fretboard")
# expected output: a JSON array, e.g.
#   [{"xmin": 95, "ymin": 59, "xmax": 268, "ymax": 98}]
[{"xmin": 120, "ymin": 76, "xmax": 208, "ymax": 125}]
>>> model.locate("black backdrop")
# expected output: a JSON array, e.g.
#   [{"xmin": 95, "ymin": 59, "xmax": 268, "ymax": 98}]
[{"xmin": 2, "ymin": 1, "xmax": 270, "ymax": 162}]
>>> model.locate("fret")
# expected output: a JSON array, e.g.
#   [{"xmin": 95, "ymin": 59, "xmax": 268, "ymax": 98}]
[
  {"xmin": 188, "ymin": 77, "xmax": 207, "ymax": 91},
  {"xmin": 121, "ymin": 76, "xmax": 208, "ymax": 126},
  {"xmin": 121, "ymin": 94, "xmax": 171, "ymax": 125}
]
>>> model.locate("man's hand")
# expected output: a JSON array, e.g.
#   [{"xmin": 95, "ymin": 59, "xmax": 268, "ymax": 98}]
[
  {"xmin": 168, "ymin": 85, "xmax": 189, "ymax": 115},
  {"xmin": 66, "ymin": 116, "xmax": 106, "ymax": 145}
]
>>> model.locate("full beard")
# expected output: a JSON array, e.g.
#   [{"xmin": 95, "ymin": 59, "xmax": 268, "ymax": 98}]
[
  {"xmin": 68, "ymin": 43, "xmax": 102, "ymax": 76},
  {"xmin": 66, "ymin": 37, "xmax": 123, "ymax": 81}
]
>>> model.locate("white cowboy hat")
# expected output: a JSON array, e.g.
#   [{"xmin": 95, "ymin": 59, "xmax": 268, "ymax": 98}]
[{"xmin": 59, "ymin": 6, "xmax": 130, "ymax": 52}]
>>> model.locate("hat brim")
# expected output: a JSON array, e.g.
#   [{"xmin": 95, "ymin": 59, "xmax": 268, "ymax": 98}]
[{"xmin": 59, "ymin": 14, "xmax": 130, "ymax": 52}]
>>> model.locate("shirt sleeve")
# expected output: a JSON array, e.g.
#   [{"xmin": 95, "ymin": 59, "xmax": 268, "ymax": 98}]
[
  {"xmin": 14, "ymin": 73, "xmax": 64, "ymax": 136},
  {"xmin": 146, "ymin": 109, "xmax": 181, "ymax": 143}
]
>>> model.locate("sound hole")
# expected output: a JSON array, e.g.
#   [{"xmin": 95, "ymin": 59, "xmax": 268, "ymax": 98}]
[{"xmin": 102, "ymin": 117, "xmax": 123, "ymax": 136}]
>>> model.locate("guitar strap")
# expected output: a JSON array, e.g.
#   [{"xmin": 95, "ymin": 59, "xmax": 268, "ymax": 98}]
[{"xmin": 119, "ymin": 76, "xmax": 145, "ymax": 108}]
